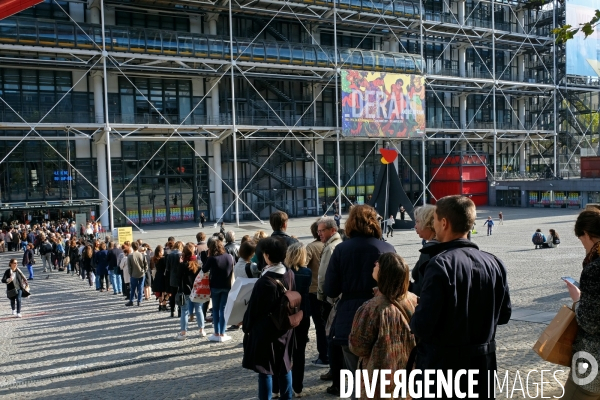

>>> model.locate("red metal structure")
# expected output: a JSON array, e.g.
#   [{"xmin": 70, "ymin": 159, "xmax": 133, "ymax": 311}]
[
  {"xmin": 0, "ymin": 0, "xmax": 43, "ymax": 20},
  {"xmin": 429, "ymin": 153, "xmax": 489, "ymax": 206}
]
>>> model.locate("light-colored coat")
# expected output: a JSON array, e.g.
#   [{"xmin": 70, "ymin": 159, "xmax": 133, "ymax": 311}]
[{"xmin": 317, "ymin": 232, "xmax": 342, "ymax": 301}]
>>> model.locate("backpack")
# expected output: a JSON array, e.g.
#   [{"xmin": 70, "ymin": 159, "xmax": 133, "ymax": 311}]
[
  {"xmin": 533, "ymin": 232, "xmax": 544, "ymax": 245},
  {"xmin": 553, "ymin": 237, "xmax": 560, "ymax": 245},
  {"xmin": 40, "ymin": 242, "xmax": 53, "ymax": 255},
  {"xmin": 245, "ymin": 263, "xmax": 253, "ymax": 278},
  {"xmin": 265, "ymin": 275, "xmax": 303, "ymax": 331}
]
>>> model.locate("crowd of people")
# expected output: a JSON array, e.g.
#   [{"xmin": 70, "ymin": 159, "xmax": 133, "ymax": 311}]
[{"xmin": 3, "ymin": 200, "xmax": 599, "ymax": 400}]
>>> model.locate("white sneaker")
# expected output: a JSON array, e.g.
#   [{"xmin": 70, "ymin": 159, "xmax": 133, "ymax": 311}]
[
  {"xmin": 16, "ymin": 313, "xmax": 22, "ymax": 318},
  {"xmin": 218, "ymin": 335, "xmax": 232, "ymax": 342},
  {"xmin": 199, "ymin": 329, "xmax": 207, "ymax": 337},
  {"xmin": 174, "ymin": 332, "xmax": 187, "ymax": 341},
  {"xmin": 12, "ymin": 310, "xmax": 16, "ymax": 316},
  {"xmin": 208, "ymin": 334, "xmax": 220, "ymax": 342}
]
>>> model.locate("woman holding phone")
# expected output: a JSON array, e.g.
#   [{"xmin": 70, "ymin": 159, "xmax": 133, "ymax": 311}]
[{"xmin": 562, "ymin": 209, "xmax": 600, "ymax": 399}]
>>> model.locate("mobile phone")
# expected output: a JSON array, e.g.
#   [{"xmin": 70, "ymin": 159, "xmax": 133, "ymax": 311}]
[{"xmin": 561, "ymin": 276, "xmax": 580, "ymax": 288}]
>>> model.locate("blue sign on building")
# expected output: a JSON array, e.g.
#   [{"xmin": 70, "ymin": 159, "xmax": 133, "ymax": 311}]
[{"xmin": 53, "ymin": 170, "xmax": 72, "ymax": 181}]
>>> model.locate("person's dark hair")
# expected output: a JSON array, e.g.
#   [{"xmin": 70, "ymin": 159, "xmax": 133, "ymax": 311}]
[
  {"xmin": 239, "ymin": 240, "xmax": 256, "ymax": 261},
  {"xmin": 261, "ymin": 237, "xmax": 288, "ymax": 265},
  {"xmin": 99, "ymin": 242, "xmax": 107, "ymax": 250},
  {"xmin": 549, "ymin": 229, "xmax": 559, "ymax": 239},
  {"xmin": 152, "ymin": 245, "xmax": 163, "ymax": 264},
  {"xmin": 131, "ymin": 242, "xmax": 139, "ymax": 251},
  {"xmin": 269, "ymin": 211, "xmax": 289, "ymax": 231},
  {"xmin": 310, "ymin": 221, "xmax": 319, "ymax": 240},
  {"xmin": 209, "ymin": 239, "xmax": 226, "ymax": 256},
  {"xmin": 217, "ymin": 233, "xmax": 225, "ymax": 242},
  {"xmin": 344, "ymin": 205, "xmax": 381, "ymax": 239},
  {"xmin": 167, "ymin": 236, "xmax": 175, "ymax": 242},
  {"xmin": 196, "ymin": 232, "xmax": 206, "ymax": 242},
  {"xmin": 435, "ymin": 195, "xmax": 476, "ymax": 234},
  {"xmin": 376, "ymin": 252, "xmax": 410, "ymax": 308},
  {"xmin": 535, "ymin": 228, "xmax": 542, "ymax": 233},
  {"xmin": 183, "ymin": 243, "xmax": 199, "ymax": 273},
  {"xmin": 574, "ymin": 209, "xmax": 600, "ymax": 239},
  {"xmin": 241, "ymin": 234, "xmax": 251, "ymax": 244},
  {"xmin": 85, "ymin": 245, "xmax": 93, "ymax": 258}
]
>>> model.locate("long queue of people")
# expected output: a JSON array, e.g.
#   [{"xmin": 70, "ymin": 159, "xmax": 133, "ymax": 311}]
[{"xmin": 2, "ymin": 198, "xmax": 599, "ymax": 400}]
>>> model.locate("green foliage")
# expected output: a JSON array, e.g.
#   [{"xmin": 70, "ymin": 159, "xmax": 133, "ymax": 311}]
[{"xmin": 554, "ymin": 10, "xmax": 600, "ymax": 43}]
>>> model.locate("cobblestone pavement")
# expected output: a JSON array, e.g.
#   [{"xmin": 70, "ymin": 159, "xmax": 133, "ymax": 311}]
[{"xmin": 0, "ymin": 207, "xmax": 584, "ymax": 399}]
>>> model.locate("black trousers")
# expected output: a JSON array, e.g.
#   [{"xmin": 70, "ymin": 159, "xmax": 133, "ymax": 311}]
[
  {"xmin": 292, "ymin": 316, "xmax": 311, "ymax": 394},
  {"xmin": 309, "ymin": 293, "xmax": 330, "ymax": 363}
]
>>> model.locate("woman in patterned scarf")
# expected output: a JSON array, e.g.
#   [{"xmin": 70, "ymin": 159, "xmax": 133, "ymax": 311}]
[{"xmin": 563, "ymin": 209, "xmax": 600, "ymax": 399}]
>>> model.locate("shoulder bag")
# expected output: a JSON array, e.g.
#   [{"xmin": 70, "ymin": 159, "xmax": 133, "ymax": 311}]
[{"xmin": 533, "ymin": 304, "xmax": 578, "ymax": 366}]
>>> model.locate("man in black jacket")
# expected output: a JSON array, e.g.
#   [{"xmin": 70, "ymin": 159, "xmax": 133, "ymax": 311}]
[
  {"xmin": 409, "ymin": 195, "xmax": 511, "ymax": 399},
  {"xmin": 224, "ymin": 231, "xmax": 240, "ymax": 263},
  {"xmin": 254, "ymin": 211, "xmax": 298, "ymax": 271}
]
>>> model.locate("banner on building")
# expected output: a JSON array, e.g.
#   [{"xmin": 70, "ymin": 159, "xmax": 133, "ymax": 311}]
[
  {"xmin": 566, "ymin": 0, "xmax": 600, "ymax": 77},
  {"xmin": 341, "ymin": 70, "xmax": 425, "ymax": 138}
]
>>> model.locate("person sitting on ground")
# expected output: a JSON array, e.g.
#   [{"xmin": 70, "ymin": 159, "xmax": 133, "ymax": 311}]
[
  {"xmin": 532, "ymin": 228, "xmax": 546, "ymax": 249},
  {"xmin": 543, "ymin": 229, "xmax": 560, "ymax": 248}
]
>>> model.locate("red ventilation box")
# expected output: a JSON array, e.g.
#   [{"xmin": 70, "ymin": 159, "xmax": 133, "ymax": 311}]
[
  {"xmin": 429, "ymin": 153, "xmax": 489, "ymax": 206},
  {"xmin": 0, "ymin": 0, "xmax": 44, "ymax": 20}
]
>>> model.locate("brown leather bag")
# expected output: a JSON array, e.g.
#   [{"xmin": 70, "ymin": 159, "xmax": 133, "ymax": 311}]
[{"xmin": 265, "ymin": 276, "xmax": 303, "ymax": 331}]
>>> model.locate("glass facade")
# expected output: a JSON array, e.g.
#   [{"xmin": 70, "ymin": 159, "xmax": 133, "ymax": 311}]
[
  {"xmin": 0, "ymin": 139, "xmax": 96, "ymax": 203},
  {"xmin": 111, "ymin": 141, "xmax": 210, "ymax": 226},
  {"xmin": 0, "ymin": 69, "xmax": 91, "ymax": 124}
]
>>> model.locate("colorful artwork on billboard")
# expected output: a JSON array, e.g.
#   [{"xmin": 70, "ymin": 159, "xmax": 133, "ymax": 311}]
[
  {"xmin": 341, "ymin": 70, "xmax": 425, "ymax": 138},
  {"xmin": 566, "ymin": 0, "xmax": 600, "ymax": 77}
]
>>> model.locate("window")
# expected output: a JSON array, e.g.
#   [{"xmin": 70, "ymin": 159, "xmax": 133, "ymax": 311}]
[{"xmin": 115, "ymin": 10, "xmax": 190, "ymax": 32}]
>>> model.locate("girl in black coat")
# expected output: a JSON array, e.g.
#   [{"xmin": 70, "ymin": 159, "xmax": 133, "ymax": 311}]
[
  {"xmin": 2, "ymin": 258, "xmax": 26, "ymax": 317},
  {"xmin": 22, "ymin": 243, "xmax": 35, "ymax": 279},
  {"xmin": 68, "ymin": 240, "xmax": 80, "ymax": 276},
  {"xmin": 80, "ymin": 245, "xmax": 94, "ymax": 286},
  {"xmin": 151, "ymin": 245, "xmax": 169, "ymax": 311},
  {"xmin": 243, "ymin": 237, "xmax": 296, "ymax": 400}
]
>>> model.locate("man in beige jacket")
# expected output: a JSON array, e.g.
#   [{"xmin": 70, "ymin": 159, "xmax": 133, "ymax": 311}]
[{"xmin": 126, "ymin": 242, "xmax": 148, "ymax": 307}]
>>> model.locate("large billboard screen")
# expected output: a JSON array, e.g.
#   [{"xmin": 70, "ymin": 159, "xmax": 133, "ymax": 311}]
[
  {"xmin": 341, "ymin": 70, "xmax": 425, "ymax": 138},
  {"xmin": 566, "ymin": 0, "xmax": 600, "ymax": 77}
]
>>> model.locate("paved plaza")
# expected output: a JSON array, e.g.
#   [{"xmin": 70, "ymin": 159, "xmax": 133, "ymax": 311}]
[{"xmin": 0, "ymin": 206, "xmax": 587, "ymax": 399}]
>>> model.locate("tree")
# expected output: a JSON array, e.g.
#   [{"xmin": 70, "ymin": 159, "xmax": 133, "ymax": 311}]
[{"xmin": 554, "ymin": 10, "xmax": 600, "ymax": 42}]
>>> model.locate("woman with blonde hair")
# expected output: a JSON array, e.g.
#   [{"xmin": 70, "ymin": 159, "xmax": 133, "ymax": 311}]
[
  {"xmin": 349, "ymin": 252, "xmax": 417, "ymax": 399},
  {"xmin": 174, "ymin": 243, "xmax": 206, "ymax": 340},
  {"xmin": 410, "ymin": 204, "xmax": 438, "ymax": 296},
  {"xmin": 284, "ymin": 242, "xmax": 312, "ymax": 397}
]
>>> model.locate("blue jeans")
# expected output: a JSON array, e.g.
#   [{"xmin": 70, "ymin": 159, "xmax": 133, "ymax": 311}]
[
  {"xmin": 21, "ymin": 242, "xmax": 28, "ymax": 252},
  {"xmin": 130, "ymin": 276, "xmax": 144, "ymax": 303},
  {"xmin": 95, "ymin": 274, "xmax": 101, "ymax": 290},
  {"xmin": 258, "ymin": 371, "xmax": 292, "ymax": 400},
  {"xmin": 109, "ymin": 269, "xmax": 122, "ymax": 293},
  {"xmin": 27, "ymin": 264, "xmax": 33, "ymax": 279},
  {"xmin": 210, "ymin": 288, "xmax": 229, "ymax": 335},
  {"xmin": 180, "ymin": 295, "xmax": 205, "ymax": 331},
  {"xmin": 10, "ymin": 289, "xmax": 22, "ymax": 313}
]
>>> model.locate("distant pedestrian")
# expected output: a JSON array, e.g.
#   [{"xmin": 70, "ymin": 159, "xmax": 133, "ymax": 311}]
[
  {"xmin": 399, "ymin": 205, "xmax": 406, "ymax": 221},
  {"xmin": 333, "ymin": 213, "xmax": 341, "ymax": 229},
  {"xmin": 200, "ymin": 212, "xmax": 206, "ymax": 228},
  {"xmin": 385, "ymin": 215, "xmax": 395, "ymax": 238},
  {"xmin": 483, "ymin": 216, "xmax": 494, "ymax": 235},
  {"xmin": 22, "ymin": 244, "xmax": 34, "ymax": 280},
  {"xmin": 498, "ymin": 211, "xmax": 503, "ymax": 225}
]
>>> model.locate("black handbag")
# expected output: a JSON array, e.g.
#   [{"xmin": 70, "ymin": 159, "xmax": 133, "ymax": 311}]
[
  {"xmin": 175, "ymin": 291, "xmax": 187, "ymax": 307},
  {"xmin": 6, "ymin": 288, "xmax": 18, "ymax": 299}
]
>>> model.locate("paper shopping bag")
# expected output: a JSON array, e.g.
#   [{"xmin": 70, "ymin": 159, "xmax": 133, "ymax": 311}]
[
  {"xmin": 190, "ymin": 271, "xmax": 211, "ymax": 303},
  {"xmin": 533, "ymin": 305, "xmax": 578, "ymax": 366},
  {"xmin": 224, "ymin": 278, "xmax": 257, "ymax": 325}
]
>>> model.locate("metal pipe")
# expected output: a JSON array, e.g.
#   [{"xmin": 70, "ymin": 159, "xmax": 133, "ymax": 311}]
[
  {"xmin": 333, "ymin": 0, "xmax": 342, "ymax": 217},
  {"xmin": 101, "ymin": 0, "xmax": 115, "ymax": 232},
  {"xmin": 228, "ymin": 1, "xmax": 240, "ymax": 226}
]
